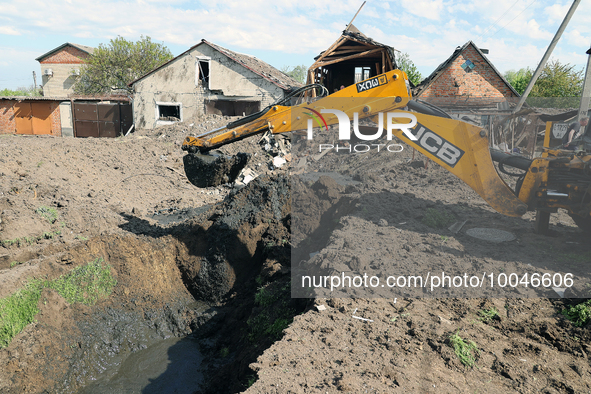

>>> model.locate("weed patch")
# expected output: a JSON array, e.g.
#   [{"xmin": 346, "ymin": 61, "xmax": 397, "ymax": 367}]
[
  {"xmin": 449, "ymin": 331, "xmax": 479, "ymax": 367},
  {"xmin": 422, "ymin": 208, "xmax": 455, "ymax": 229},
  {"xmin": 478, "ymin": 307, "xmax": 499, "ymax": 323},
  {"xmin": 562, "ymin": 299, "xmax": 591, "ymax": 327},
  {"xmin": 36, "ymin": 206, "xmax": 58, "ymax": 224},
  {"xmin": 0, "ymin": 258, "xmax": 116, "ymax": 348}
]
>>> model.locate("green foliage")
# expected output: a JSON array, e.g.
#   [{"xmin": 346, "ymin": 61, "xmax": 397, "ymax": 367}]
[
  {"xmin": 421, "ymin": 208, "xmax": 455, "ymax": 229},
  {"xmin": 478, "ymin": 307, "xmax": 499, "ymax": 322},
  {"xmin": 396, "ymin": 52, "xmax": 423, "ymax": 86},
  {"xmin": 2, "ymin": 230, "xmax": 61, "ymax": 247},
  {"xmin": 0, "ymin": 85, "xmax": 42, "ymax": 97},
  {"xmin": 0, "ymin": 258, "xmax": 116, "ymax": 348},
  {"xmin": 449, "ymin": 331, "xmax": 479, "ymax": 367},
  {"xmin": 45, "ymin": 258, "xmax": 117, "ymax": 305},
  {"xmin": 280, "ymin": 64, "xmax": 307, "ymax": 84},
  {"xmin": 36, "ymin": 206, "xmax": 58, "ymax": 224},
  {"xmin": 562, "ymin": 299, "xmax": 591, "ymax": 327},
  {"xmin": 0, "ymin": 280, "xmax": 44, "ymax": 348},
  {"xmin": 10, "ymin": 261, "xmax": 24, "ymax": 268},
  {"xmin": 505, "ymin": 59, "xmax": 584, "ymax": 107},
  {"xmin": 504, "ymin": 68, "xmax": 531, "ymax": 95},
  {"xmin": 75, "ymin": 35, "xmax": 173, "ymax": 95}
]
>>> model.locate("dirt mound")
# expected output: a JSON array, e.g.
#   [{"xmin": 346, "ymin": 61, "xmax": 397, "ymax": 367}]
[{"xmin": 1, "ymin": 115, "xmax": 590, "ymax": 394}]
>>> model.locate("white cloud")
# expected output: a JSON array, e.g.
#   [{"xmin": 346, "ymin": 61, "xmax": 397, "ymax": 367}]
[
  {"xmin": 399, "ymin": 0, "xmax": 444, "ymax": 20},
  {"xmin": 0, "ymin": 26, "xmax": 21, "ymax": 35}
]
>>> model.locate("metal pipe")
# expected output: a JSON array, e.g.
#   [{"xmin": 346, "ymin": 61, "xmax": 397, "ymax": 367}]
[{"xmin": 514, "ymin": 0, "xmax": 581, "ymax": 112}]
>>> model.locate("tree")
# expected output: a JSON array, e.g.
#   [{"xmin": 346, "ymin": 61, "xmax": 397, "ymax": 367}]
[
  {"xmin": 396, "ymin": 52, "xmax": 422, "ymax": 86},
  {"xmin": 75, "ymin": 36, "xmax": 173, "ymax": 95},
  {"xmin": 280, "ymin": 64, "xmax": 307, "ymax": 84},
  {"xmin": 504, "ymin": 59, "xmax": 584, "ymax": 97},
  {"xmin": 504, "ymin": 68, "xmax": 532, "ymax": 95},
  {"xmin": 0, "ymin": 85, "xmax": 41, "ymax": 97}
]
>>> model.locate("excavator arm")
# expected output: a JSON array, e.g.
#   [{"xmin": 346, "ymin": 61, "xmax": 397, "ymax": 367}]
[{"xmin": 182, "ymin": 69, "xmax": 527, "ymax": 218}]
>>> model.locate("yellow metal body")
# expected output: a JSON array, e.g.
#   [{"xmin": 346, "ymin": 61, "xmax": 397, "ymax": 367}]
[{"xmin": 183, "ymin": 70, "xmax": 590, "ymax": 225}]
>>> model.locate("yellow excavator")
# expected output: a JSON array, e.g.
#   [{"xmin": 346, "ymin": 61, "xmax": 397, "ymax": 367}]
[{"xmin": 182, "ymin": 69, "xmax": 591, "ymax": 234}]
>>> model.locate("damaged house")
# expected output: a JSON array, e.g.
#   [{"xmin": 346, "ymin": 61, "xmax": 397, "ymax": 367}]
[
  {"xmin": 413, "ymin": 41, "xmax": 519, "ymax": 112},
  {"xmin": 306, "ymin": 25, "xmax": 397, "ymax": 94},
  {"xmin": 129, "ymin": 39, "xmax": 302, "ymax": 129}
]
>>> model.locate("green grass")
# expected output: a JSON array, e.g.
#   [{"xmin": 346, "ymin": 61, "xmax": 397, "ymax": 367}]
[
  {"xmin": 562, "ymin": 299, "xmax": 591, "ymax": 327},
  {"xmin": 422, "ymin": 208, "xmax": 455, "ymax": 229},
  {"xmin": 36, "ymin": 206, "xmax": 58, "ymax": 224},
  {"xmin": 449, "ymin": 331, "xmax": 479, "ymax": 367},
  {"xmin": 0, "ymin": 258, "xmax": 116, "ymax": 348},
  {"xmin": 0, "ymin": 280, "xmax": 44, "ymax": 348},
  {"xmin": 10, "ymin": 261, "xmax": 24, "ymax": 268},
  {"xmin": 2, "ymin": 230, "xmax": 61, "ymax": 247},
  {"xmin": 479, "ymin": 307, "xmax": 499, "ymax": 323}
]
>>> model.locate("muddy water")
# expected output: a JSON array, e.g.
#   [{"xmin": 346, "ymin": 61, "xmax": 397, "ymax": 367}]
[{"xmin": 79, "ymin": 336, "xmax": 204, "ymax": 393}]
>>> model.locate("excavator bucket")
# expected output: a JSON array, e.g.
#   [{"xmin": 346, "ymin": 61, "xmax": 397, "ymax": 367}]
[{"xmin": 183, "ymin": 152, "xmax": 250, "ymax": 188}]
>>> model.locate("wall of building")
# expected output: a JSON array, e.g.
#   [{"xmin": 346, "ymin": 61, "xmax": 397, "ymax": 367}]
[
  {"xmin": 0, "ymin": 100, "xmax": 62, "ymax": 136},
  {"xmin": 419, "ymin": 45, "xmax": 517, "ymax": 104},
  {"xmin": 0, "ymin": 101, "xmax": 16, "ymax": 134},
  {"xmin": 132, "ymin": 44, "xmax": 285, "ymax": 129},
  {"xmin": 39, "ymin": 47, "xmax": 89, "ymax": 97}
]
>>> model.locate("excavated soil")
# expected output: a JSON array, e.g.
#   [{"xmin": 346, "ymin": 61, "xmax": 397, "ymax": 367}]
[{"xmin": 0, "ymin": 114, "xmax": 590, "ymax": 393}]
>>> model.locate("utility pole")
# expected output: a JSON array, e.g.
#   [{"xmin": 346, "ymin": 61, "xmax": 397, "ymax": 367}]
[
  {"xmin": 578, "ymin": 46, "xmax": 591, "ymax": 121},
  {"xmin": 32, "ymin": 71, "xmax": 37, "ymax": 91},
  {"xmin": 514, "ymin": 0, "xmax": 581, "ymax": 112}
]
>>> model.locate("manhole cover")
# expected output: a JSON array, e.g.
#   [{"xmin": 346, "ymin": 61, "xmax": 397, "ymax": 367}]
[{"xmin": 465, "ymin": 228, "xmax": 516, "ymax": 243}]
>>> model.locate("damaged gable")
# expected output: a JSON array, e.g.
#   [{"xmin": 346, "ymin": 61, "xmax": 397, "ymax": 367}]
[{"xmin": 414, "ymin": 41, "xmax": 519, "ymax": 101}]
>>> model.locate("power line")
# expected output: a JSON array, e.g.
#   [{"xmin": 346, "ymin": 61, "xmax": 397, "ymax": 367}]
[
  {"xmin": 484, "ymin": 0, "xmax": 538, "ymax": 40},
  {"xmin": 476, "ymin": 0, "xmax": 522, "ymax": 42}
]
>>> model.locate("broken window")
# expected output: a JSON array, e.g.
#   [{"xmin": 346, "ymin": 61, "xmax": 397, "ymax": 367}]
[
  {"xmin": 156, "ymin": 103, "xmax": 181, "ymax": 122},
  {"xmin": 196, "ymin": 57, "xmax": 211, "ymax": 87},
  {"xmin": 354, "ymin": 67, "xmax": 372, "ymax": 83}
]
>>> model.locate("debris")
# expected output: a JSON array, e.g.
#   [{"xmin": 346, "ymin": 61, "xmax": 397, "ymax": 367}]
[
  {"xmin": 234, "ymin": 168, "xmax": 259, "ymax": 187},
  {"xmin": 316, "ymin": 305, "xmax": 327, "ymax": 311},
  {"xmin": 352, "ymin": 315, "xmax": 373, "ymax": 322},
  {"xmin": 352, "ymin": 308, "xmax": 373, "ymax": 322},
  {"xmin": 273, "ymin": 156, "xmax": 287, "ymax": 168},
  {"xmin": 378, "ymin": 219, "xmax": 388, "ymax": 227}
]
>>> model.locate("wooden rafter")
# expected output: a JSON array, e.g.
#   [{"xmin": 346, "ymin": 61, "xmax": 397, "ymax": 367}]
[{"xmin": 315, "ymin": 48, "xmax": 384, "ymax": 67}]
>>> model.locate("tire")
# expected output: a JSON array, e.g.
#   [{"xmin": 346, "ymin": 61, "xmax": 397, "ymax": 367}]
[{"xmin": 569, "ymin": 213, "xmax": 591, "ymax": 232}]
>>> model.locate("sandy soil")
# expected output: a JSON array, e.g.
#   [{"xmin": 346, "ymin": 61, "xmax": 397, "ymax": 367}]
[{"xmin": 0, "ymin": 114, "xmax": 590, "ymax": 394}]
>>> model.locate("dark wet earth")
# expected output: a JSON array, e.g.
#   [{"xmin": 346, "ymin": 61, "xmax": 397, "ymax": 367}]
[{"xmin": 79, "ymin": 336, "xmax": 204, "ymax": 394}]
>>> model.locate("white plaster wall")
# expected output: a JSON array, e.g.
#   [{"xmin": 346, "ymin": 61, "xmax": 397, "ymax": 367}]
[
  {"xmin": 132, "ymin": 44, "xmax": 286, "ymax": 130},
  {"xmin": 40, "ymin": 64, "xmax": 81, "ymax": 97}
]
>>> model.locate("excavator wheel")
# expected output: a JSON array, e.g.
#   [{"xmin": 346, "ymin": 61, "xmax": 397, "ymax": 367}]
[
  {"xmin": 569, "ymin": 213, "xmax": 591, "ymax": 233},
  {"xmin": 183, "ymin": 152, "xmax": 250, "ymax": 188}
]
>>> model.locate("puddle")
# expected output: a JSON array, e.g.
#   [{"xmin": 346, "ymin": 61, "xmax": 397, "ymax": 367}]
[{"xmin": 79, "ymin": 336, "xmax": 204, "ymax": 394}]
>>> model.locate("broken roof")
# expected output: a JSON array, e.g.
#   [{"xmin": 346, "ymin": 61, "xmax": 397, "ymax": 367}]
[
  {"xmin": 128, "ymin": 39, "xmax": 301, "ymax": 91},
  {"xmin": 414, "ymin": 40, "xmax": 519, "ymax": 97},
  {"xmin": 311, "ymin": 24, "xmax": 397, "ymax": 69},
  {"xmin": 35, "ymin": 43, "xmax": 95, "ymax": 62}
]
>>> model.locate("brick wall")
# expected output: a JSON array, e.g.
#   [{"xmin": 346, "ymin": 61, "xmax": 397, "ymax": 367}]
[
  {"xmin": 0, "ymin": 102, "xmax": 16, "ymax": 134},
  {"xmin": 49, "ymin": 102, "xmax": 61, "ymax": 136},
  {"xmin": 0, "ymin": 100, "xmax": 62, "ymax": 136},
  {"xmin": 39, "ymin": 46, "xmax": 90, "ymax": 64},
  {"xmin": 420, "ymin": 44, "xmax": 517, "ymax": 102}
]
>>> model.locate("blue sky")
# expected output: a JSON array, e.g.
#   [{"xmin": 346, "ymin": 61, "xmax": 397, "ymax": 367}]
[{"xmin": 0, "ymin": 0, "xmax": 590, "ymax": 90}]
